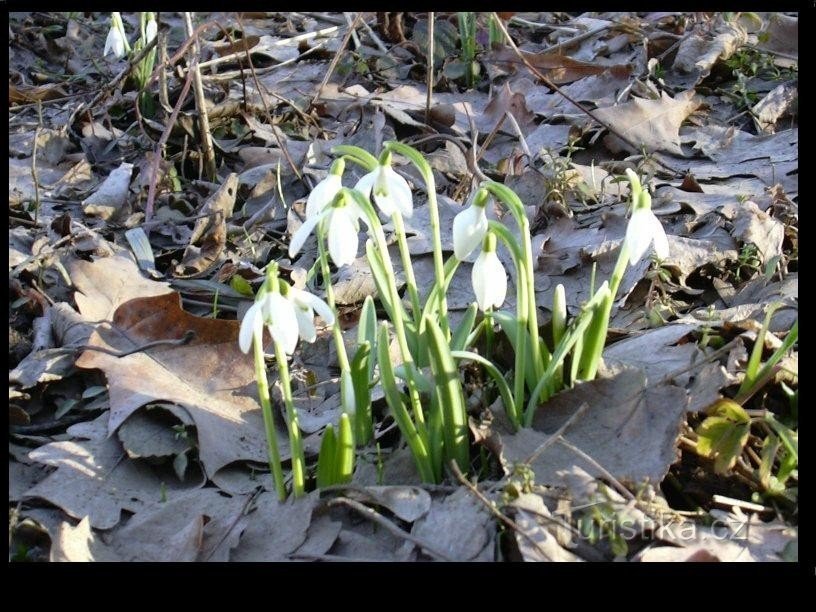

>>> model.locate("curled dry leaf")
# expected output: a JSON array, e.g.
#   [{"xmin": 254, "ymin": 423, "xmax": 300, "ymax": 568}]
[
  {"xmin": 82, "ymin": 162, "xmax": 134, "ymax": 221},
  {"xmin": 174, "ymin": 173, "xmax": 239, "ymax": 277}
]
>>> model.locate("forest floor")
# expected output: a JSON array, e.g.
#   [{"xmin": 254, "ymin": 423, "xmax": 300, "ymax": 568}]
[{"xmin": 9, "ymin": 11, "xmax": 798, "ymax": 562}]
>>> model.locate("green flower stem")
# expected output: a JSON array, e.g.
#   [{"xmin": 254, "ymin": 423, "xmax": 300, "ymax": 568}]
[
  {"xmin": 252, "ymin": 332, "xmax": 287, "ymax": 501},
  {"xmin": 316, "ymin": 226, "xmax": 351, "ymax": 374},
  {"xmin": 385, "ymin": 141, "xmax": 450, "ymax": 337},
  {"xmin": 272, "ymin": 339, "xmax": 306, "ymax": 498},
  {"xmin": 331, "ymin": 146, "xmax": 379, "ymax": 171},
  {"xmin": 391, "ymin": 212, "xmax": 422, "ymax": 331},
  {"xmin": 524, "ymin": 283, "xmax": 610, "ymax": 425},
  {"xmin": 483, "ymin": 182, "xmax": 548, "ymax": 377},
  {"xmin": 420, "ymin": 256, "xmax": 460, "ymax": 335},
  {"xmin": 488, "ymin": 220, "xmax": 529, "ymax": 410},
  {"xmin": 345, "ymin": 188, "xmax": 426, "ymax": 430},
  {"xmin": 577, "ymin": 240, "xmax": 630, "ymax": 381},
  {"xmin": 452, "ymin": 350, "xmax": 520, "ymax": 429}
]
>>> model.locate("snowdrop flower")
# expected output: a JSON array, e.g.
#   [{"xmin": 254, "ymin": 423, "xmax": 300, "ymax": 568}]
[
  {"xmin": 239, "ymin": 287, "xmax": 299, "ymax": 356},
  {"xmin": 623, "ymin": 169, "xmax": 668, "ymax": 266},
  {"xmin": 289, "ymin": 286, "xmax": 335, "ymax": 343},
  {"xmin": 354, "ymin": 152, "xmax": 413, "ymax": 218},
  {"xmin": 145, "ymin": 14, "xmax": 157, "ymax": 43},
  {"xmin": 104, "ymin": 12, "xmax": 128, "ymax": 59},
  {"xmin": 306, "ymin": 159, "xmax": 345, "ymax": 219},
  {"xmin": 452, "ymin": 188, "xmax": 489, "ymax": 260},
  {"xmin": 472, "ymin": 232, "xmax": 507, "ymax": 311},
  {"xmin": 290, "ymin": 190, "xmax": 362, "ymax": 268}
]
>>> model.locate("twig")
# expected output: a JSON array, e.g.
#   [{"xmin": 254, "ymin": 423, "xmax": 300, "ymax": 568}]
[
  {"xmin": 144, "ymin": 67, "xmax": 194, "ymax": 222},
  {"xmin": 490, "ymin": 13, "xmax": 681, "ymax": 177},
  {"xmin": 343, "ymin": 12, "xmax": 362, "ymax": 49},
  {"xmin": 556, "ymin": 436, "xmax": 635, "ymax": 501},
  {"xmin": 326, "ymin": 496, "xmax": 455, "ymax": 562},
  {"xmin": 30, "ymin": 126, "xmax": 42, "ymax": 226},
  {"xmin": 194, "ymin": 24, "xmax": 341, "ymax": 71},
  {"xmin": 311, "ymin": 14, "xmax": 362, "ymax": 108},
  {"xmin": 358, "ymin": 15, "xmax": 389, "ymax": 54},
  {"xmin": 234, "ymin": 13, "xmax": 303, "ymax": 182},
  {"xmin": 449, "ymin": 461, "xmax": 562, "ymax": 561},
  {"xmin": 425, "ymin": 12, "xmax": 434, "ymax": 124},
  {"xmin": 76, "ymin": 329, "xmax": 196, "ymax": 359},
  {"xmin": 184, "ymin": 12, "xmax": 217, "ymax": 181},
  {"xmin": 524, "ymin": 402, "xmax": 589, "ymax": 466}
]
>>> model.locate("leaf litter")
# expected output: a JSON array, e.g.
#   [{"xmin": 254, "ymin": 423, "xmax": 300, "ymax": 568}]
[{"xmin": 9, "ymin": 11, "xmax": 797, "ymax": 562}]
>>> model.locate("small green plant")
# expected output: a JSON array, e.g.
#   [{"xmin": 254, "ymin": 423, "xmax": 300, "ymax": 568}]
[{"xmin": 242, "ymin": 143, "xmax": 674, "ymax": 496}]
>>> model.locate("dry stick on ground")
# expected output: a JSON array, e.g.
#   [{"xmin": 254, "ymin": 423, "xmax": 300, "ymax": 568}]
[
  {"xmin": 144, "ymin": 69, "xmax": 194, "ymax": 222},
  {"xmin": 449, "ymin": 461, "xmax": 574, "ymax": 561},
  {"xmin": 490, "ymin": 13, "xmax": 682, "ymax": 178},
  {"xmin": 65, "ymin": 35, "xmax": 158, "ymax": 141},
  {"xmin": 30, "ymin": 125, "xmax": 42, "ymax": 226},
  {"xmin": 311, "ymin": 13, "xmax": 363, "ymax": 108},
  {"xmin": 326, "ymin": 496, "xmax": 456, "ymax": 562},
  {"xmin": 233, "ymin": 13, "xmax": 303, "ymax": 182},
  {"xmin": 556, "ymin": 437, "xmax": 636, "ymax": 502},
  {"xmin": 425, "ymin": 12, "xmax": 434, "ymax": 124},
  {"xmin": 183, "ymin": 12, "xmax": 217, "ymax": 181}
]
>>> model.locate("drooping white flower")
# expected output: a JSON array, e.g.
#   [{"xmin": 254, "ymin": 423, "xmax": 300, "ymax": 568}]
[
  {"xmin": 289, "ymin": 194, "xmax": 362, "ymax": 268},
  {"xmin": 145, "ymin": 16, "xmax": 157, "ymax": 44},
  {"xmin": 289, "ymin": 287, "xmax": 335, "ymax": 343},
  {"xmin": 452, "ymin": 189, "xmax": 489, "ymax": 260},
  {"xmin": 623, "ymin": 193, "xmax": 669, "ymax": 266},
  {"xmin": 354, "ymin": 154, "xmax": 413, "ymax": 218},
  {"xmin": 239, "ymin": 290, "xmax": 300, "ymax": 355},
  {"xmin": 472, "ymin": 232, "xmax": 507, "ymax": 312},
  {"xmin": 305, "ymin": 159, "xmax": 345, "ymax": 219},
  {"xmin": 104, "ymin": 12, "xmax": 127, "ymax": 59}
]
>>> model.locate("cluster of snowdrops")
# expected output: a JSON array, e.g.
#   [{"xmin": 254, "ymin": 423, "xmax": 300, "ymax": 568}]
[{"xmin": 239, "ymin": 142, "xmax": 668, "ymax": 500}]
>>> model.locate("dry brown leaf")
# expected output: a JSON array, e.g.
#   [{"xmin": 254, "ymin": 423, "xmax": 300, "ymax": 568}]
[
  {"xmin": 82, "ymin": 162, "xmax": 134, "ymax": 221},
  {"xmin": 69, "ymin": 252, "xmax": 172, "ymax": 321},
  {"xmin": 476, "ymin": 82, "xmax": 536, "ymax": 135},
  {"xmin": 411, "ymin": 487, "xmax": 495, "ymax": 561},
  {"xmin": 592, "ymin": 90, "xmax": 700, "ymax": 156},
  {"xmin": 671, "ymin": 19, "xmax": 747, "ymax": 87},
  {"xmin": 25, "ymin": 436, "xmax": 170, "ymax": 529},
  {"xmin": 488, "ymin": 46, "xmax": 632, "ymax": 85},
  {"xmin": 75, "ymin": 291, "xmax": 279, "ymax": 478},
  {"xmin": 230, "ymin": 491, "xmax": 319, "ymax": 561},
  {"xmin": 496, "ymin": 365, "xmax": 688, "ymax": 486},
  {"xmin": 174, "ymin": 173, "xmax": 239, "ymax": 277}
]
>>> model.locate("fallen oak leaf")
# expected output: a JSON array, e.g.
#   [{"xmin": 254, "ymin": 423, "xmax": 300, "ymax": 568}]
[
  {"xmin": 487, "ymin": 46, "xmax": 632, "ymax": 85},
  {"xmin": 75, "ymin": 291, "xmax": 287, "ymax": 478},
  {"xmin": 592, "ymin": 90, "xmax": 700, "ymax": 156}
]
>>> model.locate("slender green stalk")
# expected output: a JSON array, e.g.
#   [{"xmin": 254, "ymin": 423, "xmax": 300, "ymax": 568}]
[
  {"xmin": 344, "ymin": 188, "xmax": 426, "ymax": 430},
  {"xmin": 392, "ymin": 212, "xmax": 422, "ymax": 331},
  {"xmin": 488, "ymin": 220, "xmax": 528, "ymax": 411},
  {"xmin": 273, "ymin": 339, "xmax": 306, "ymax": 497},
  {"xmin": 385, "ymin": 141, "xmax": 450, "ymax": 337},
  {"xmin": 483, "ymin": 181, "xmax": 548, "ymax": 375},
  {"xmin": 316, "ymin": 227, "xmax": 351, "ymax": 373},
  {"xmin": 252, "ymin": 332, "xmax": 287, "ymax": 501}
]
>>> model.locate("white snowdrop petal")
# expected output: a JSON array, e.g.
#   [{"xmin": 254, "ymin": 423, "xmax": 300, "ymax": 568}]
[
  {"xmin": 472, "ymin": 250, "xmax": 507, "ymax": 311},
  {"xmin": 294, "ymin": 305, "xmax": 317, "ymax": 343},
  {"xmin": 298, "ymin": 291, "xmax": 335, "ymax": 327},
  {"xmin": 625, "ymin": 209, "xmax": 652, "ymax": 266},
  {"xmin": 238, "ymin": 302, "xmax": 262, "ymax": 354},
  {"xmin": 288, "ymin": 210, "xmax": 324, "ymax": 259},
  {"xmin": 145, "ymin": 19, "xmax": 157, "ymax": 43},
  {"xmin": 267, "ymin": 293, "xmax": 299, "ymax": 354},
  {"xmin": 650, "ymin": 213, "xmax": 670, "ymax": 259},
  {"xmin": 328, "ymin": 209, "xmax": 359, "ymax": 267},
  {"xmin": 306, "ymin": 175, "xmax": 341, "ymax": 219},
  {"xmin": 452, "ymin": 204, "xmax": 488, "ymax": 260},
  {"xmin": 353, "ymin": 171, "xmax": 377, "ymax": 198},
  {"xmin": 382, "ymin": 167, "xmax": 414, "ymax": 218}
]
